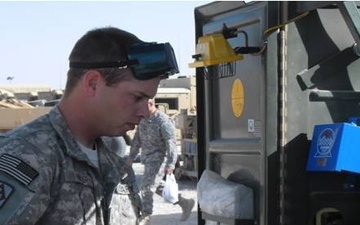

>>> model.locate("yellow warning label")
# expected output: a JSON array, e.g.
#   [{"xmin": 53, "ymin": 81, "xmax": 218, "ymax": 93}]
[{"xmin": 231, "ymin": 79, "xmax": 244, "ymax": 117}]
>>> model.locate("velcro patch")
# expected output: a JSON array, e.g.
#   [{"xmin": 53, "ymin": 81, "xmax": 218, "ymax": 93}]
[
  {"xmin": 0, "ymin": 181, "xmax": 13, "ymax": 209},
  {"xmin": 0, "ymin": 154, "xmax": 39, "ymax": 186}
]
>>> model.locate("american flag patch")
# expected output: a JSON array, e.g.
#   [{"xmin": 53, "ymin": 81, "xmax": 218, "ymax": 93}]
[
  {"xmin": 0, "ymin": 154, "xmax": 39, "ymax": 186},
  {"xmin": 0, "ymin": 181, "xmax": 13, "ymax": 208}
]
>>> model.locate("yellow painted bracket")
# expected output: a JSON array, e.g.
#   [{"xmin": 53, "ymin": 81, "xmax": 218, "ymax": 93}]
[{"xmin": 189, "ymin": 33, "xmax": 243, "ymax": 68}]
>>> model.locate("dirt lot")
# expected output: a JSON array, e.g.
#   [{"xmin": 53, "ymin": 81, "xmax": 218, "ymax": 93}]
[{"xmin": 133, "ymin": 162, "xmax": 198, "ymax": 225}]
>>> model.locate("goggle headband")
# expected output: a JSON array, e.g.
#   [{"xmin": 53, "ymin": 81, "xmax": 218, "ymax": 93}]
[{"xmin": 69, "ymin": 42, "xmax": 179, "ymax": 80}]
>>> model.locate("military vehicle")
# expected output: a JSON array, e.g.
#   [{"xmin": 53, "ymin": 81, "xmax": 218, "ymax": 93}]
[{"xmin": 0, "ymin": 87, "xmax": 51, "ymax": 133}]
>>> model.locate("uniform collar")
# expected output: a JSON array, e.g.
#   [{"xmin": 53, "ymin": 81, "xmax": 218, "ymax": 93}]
[{"xmin": 48, "ymin": 106, "xmax": 95, "ymax": 164}]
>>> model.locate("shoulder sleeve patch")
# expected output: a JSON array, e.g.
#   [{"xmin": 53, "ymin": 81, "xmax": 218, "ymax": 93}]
[
  {"xmin": 0, "ymin": 181, "xmax": 13, "ymax": 209},
  {"xmin": 0, "ymin": 154, "xmax": 39, "ymax": 186}
]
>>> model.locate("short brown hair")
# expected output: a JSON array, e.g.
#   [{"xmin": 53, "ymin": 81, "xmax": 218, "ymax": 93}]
[{"xmin": 64, "ymin": 27, "xmax": 143, "ymax": 95}]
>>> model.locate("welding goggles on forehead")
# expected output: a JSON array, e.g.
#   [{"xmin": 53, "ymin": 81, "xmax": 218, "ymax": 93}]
[{"xmin": 69, "ymin": 42, "xmax": 179, "ymax": 80}]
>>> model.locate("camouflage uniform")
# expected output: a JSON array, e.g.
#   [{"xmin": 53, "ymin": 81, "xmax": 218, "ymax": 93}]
[
  {"xmin": 0, "ymin": 106, "xmax": 141, "ymax": 225},
  {"xmin": 129, "ymin": 109, "xmax": 177, "ymax": 216},
  {"xmin": 102, "ymin": 136, "xmax": 128, "ymax": 158}
]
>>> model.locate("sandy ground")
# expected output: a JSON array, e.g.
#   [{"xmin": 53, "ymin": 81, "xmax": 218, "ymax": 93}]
[{"xmin": 133, "ymin": 162, "xmax": 198, "ymax": 225}]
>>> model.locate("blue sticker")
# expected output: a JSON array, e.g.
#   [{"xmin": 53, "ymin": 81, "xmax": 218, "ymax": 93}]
[{"xmin": 0, "ymin": 181, "xmax": 13, "ymax": 209}]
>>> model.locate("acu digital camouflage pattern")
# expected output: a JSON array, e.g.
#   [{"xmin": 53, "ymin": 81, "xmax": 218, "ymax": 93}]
[
  {"xmin": 0, "ymin": 106, "xmax": 141, "ymax": 225},
  {"xmin": 129, "ymin": 109, "xmax": 178, "ymax": 216},
  {"xmin": 102, "ymin": 136, "xmax": 128, "ymax": 158},
  {"xmin": 129, "ymin": 109, "xmax": 177, "ymax": 169}
]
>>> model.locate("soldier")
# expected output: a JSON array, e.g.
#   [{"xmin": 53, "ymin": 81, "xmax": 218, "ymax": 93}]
[
  {"xmin": 0, "ymin": 27, "xmax": 178, "ymax": 225},
  {"xmin": 127, "ymin": 99, "xmax": 195, "ymax": 225}
]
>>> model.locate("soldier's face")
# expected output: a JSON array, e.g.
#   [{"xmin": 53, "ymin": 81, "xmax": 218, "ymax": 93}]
[
  {"xmin": 92, "ymin": 71, "xmax": 160, "ymax": 136},
  {"xmin": 147, "ymin": 99, "xmax": 157, "ymax": 115}
]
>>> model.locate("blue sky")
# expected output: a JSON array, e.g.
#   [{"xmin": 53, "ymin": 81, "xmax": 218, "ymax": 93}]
[{"xmin": 0, "ymin": 1, "xmax": 210, "ymax": 89}]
